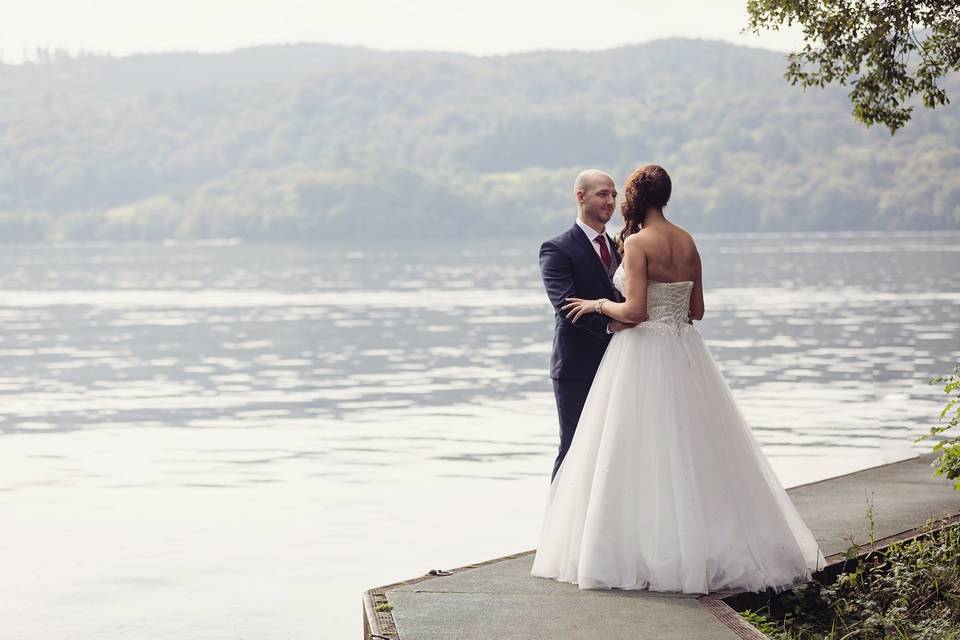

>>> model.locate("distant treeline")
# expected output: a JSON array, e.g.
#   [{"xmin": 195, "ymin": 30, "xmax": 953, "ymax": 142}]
[{"xmin": 1, "ymin": 39, "xmax": 958, "ymax": 242}]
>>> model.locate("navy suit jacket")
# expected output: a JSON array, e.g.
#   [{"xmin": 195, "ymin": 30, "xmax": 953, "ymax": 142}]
[{"xmin": 540, "ymin": 224, "xmax": 624, "ymax": 381}]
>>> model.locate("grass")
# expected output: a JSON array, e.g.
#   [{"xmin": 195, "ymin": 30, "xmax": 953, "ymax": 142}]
[{"xmin": 742, "ymin": 520, "xmax": 960, "ymax": 640}]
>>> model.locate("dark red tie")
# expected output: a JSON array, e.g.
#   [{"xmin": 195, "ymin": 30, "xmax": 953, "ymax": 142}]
[{"xmin": 595, "ymin": 235, "xmax": 612, "ymax": 271}]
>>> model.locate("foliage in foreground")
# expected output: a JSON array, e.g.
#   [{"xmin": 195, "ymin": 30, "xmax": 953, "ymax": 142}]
[
  {"xmin": 744, "ymin": 523, "xmax": 960, "ymax": 639},
  {"xmin": 746, "ymin": 0, "xmax": 960, "ymax": 134},
  {"xmin": 918, "ymin": 365, "xmax": 960, "ymax": 491}
]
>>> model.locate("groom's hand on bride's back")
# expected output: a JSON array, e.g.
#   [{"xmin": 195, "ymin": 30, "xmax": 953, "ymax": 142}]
[{"xmin": 608, "ymin": 320, "xmax": 635, "ymax": 333}]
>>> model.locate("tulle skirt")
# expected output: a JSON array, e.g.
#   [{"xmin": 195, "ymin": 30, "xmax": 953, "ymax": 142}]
[{"xmin": 531, "ymin": 322, "xmax": 824, "ymax": 593}]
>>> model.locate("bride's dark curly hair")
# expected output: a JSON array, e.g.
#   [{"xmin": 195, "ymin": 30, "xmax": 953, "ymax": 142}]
[{"xmin": 617, "ymin": 164, "xmax": 671, "ymax": 255}]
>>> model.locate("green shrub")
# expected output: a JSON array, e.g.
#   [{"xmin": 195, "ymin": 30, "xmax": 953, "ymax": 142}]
[
  {"xmin": 744, "ymin": 523, "xmax": 960, "ymax": 640},
  {"xmin": 918, "ymin": 365, "xmax": 960, "ymax": 491}
]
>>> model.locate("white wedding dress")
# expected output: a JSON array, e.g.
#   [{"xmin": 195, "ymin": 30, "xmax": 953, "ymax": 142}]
[{"xmin": 531, "ymin": 266, "xmax": 824, "ymax": 593}]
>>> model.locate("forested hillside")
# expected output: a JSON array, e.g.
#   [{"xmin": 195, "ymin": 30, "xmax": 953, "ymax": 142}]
[{"xmin": 1, "ymin": 39, "xmax": 958, "ymax": 241}]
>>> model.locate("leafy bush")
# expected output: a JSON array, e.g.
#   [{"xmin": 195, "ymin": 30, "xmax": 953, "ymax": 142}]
[
  {"xmin": 918, "ymin": 366, "xmax": 960, "ymax": 491},
  {"xmin": 745, "ymin": 522, "xmax": 960, "ymax": 640}
]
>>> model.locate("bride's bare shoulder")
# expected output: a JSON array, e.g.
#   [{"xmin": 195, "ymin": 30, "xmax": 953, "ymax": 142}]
[
  {"xmin": 623, "ymin": 230, "xmax": 653, "ymax": 251},
  {"xmin": 669, "ymin": 224, "xmax": 699, "ymax": 254},
  {"xmin": 670, "ymin": 222, "xmax": 696, "ymax": 242}
]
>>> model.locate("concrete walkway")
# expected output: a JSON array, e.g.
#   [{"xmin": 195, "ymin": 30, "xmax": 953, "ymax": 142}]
[{"xmin": 363, "ymin": 456, "xmax": 960, "ymax": 640}]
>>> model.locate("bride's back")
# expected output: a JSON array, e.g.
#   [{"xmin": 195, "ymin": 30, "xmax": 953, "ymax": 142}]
[{"xmin": 634, "ymin": 221, "xmax": 699, "ymax": 283}]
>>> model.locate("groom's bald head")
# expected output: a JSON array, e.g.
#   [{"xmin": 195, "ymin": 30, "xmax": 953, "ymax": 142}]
[
  {"xmin": 574, "ymin": 169, "xmax": 617, "ymax": 229},
  {"xmin": 574, "ymin": 169, "xmax": 614, "ymax": 196}
]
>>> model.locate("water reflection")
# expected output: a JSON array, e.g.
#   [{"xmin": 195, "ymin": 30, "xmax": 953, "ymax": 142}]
[
  {"xmin": 0, "ymin": 233, "xmax": 958, "ymax": 638},
  {"xmin": 1, "ymin": 235, "xmax": 958, "ymax": 461}
]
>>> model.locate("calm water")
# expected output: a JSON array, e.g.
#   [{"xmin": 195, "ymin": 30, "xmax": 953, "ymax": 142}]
[{"xmin": 2, "ymin": 233, "xmax": 959, "ymax": 639}]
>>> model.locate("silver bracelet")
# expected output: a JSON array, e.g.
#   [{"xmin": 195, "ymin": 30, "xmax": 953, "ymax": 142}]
[{"xmin": 595, "ymin": 298, "xmax": 608, "ymax": 315}]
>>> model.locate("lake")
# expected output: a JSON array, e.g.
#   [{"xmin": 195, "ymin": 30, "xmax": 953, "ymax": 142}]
[{"xmin": 2, "ymin": 232, "xmax": 958, "ymax": 639}]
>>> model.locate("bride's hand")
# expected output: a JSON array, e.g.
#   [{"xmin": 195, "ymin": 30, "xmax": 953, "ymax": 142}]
[{"xmin": 562, "ymin": 297, "xmax": 596, "ymax": 323}]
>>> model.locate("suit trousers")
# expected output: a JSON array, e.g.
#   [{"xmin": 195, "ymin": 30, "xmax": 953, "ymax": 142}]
[{"xmin": 551, "ymin": 377, "xmax": 594, "ymax": 482}]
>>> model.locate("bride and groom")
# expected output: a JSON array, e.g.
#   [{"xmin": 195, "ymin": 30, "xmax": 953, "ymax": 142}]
[{"xmin": 531, "ymin": 166, "xmax": 823, "ymax": 594}]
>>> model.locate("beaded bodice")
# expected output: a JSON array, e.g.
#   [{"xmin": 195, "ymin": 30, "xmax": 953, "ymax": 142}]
[{"xmin": 612, "ymin": 266, "xmax": 694, "ymax": 336}]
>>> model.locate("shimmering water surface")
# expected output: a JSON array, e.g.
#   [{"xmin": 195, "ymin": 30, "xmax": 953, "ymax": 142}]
[{"xmin": 2, "ymin": 233, "xmax": 958, "ymax": 639}]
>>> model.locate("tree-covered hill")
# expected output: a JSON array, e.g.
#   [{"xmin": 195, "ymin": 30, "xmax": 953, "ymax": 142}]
[{"xmin": 1, "ymin": 39, "xmax": 957, "ymax": 241}]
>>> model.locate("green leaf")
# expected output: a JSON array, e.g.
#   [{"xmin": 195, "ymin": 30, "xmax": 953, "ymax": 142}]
[{"xmin": 745, "ymin": 0, "xmax": 960, "ymax": 133}]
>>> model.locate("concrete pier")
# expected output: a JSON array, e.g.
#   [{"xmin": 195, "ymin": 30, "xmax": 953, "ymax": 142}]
[{"xmin": 363, "ymin": 455, "xmax": 960, "ymax": 639}]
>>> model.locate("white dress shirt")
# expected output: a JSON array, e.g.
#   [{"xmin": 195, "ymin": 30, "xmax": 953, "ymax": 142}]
[
  {"xmin": 575, "ymin": 218, "xmax": 609, "ymax": 261},
  {"xmin": 574, "ymin": 218, "xmax": 615, "ymax": 333}
]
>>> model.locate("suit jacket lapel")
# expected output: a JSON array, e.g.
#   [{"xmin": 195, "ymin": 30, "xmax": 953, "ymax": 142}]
[{"xmin": 570, "ymin": 224, "xmax": 617, "ymax": 298}]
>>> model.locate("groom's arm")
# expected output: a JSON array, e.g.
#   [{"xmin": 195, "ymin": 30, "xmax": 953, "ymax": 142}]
[{"xmin": 539, "ymin": 240, "xmax": 611, "ymax": 337}]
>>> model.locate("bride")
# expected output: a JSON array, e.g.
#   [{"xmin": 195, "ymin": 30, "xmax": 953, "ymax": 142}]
[{"xmin": 530, "ymin": 165, "xmax": 823, "ymax": 594}]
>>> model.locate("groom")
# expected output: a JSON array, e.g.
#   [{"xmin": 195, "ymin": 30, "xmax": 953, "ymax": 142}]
[{"xmin": 540, "ymin": 170, "xmax": 629, "ymax": 481}]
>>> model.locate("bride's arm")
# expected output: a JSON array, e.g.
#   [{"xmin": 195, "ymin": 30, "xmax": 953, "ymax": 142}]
[
  {"xmin": 689, "ymin": 244, "xmax": 704, "ymax": 321},
  {"xmin": 563, "ymin": 237, "xmax": 649, "ymax": 324},
  {"xmin": 540, "ymin": 239, "xmax": 616, "ymax": 337}
]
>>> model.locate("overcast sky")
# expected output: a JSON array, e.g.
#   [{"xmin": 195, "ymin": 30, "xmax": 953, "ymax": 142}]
[{"xmin": 2, "ymin": 0, "xmax": 806, "ymax": 64}]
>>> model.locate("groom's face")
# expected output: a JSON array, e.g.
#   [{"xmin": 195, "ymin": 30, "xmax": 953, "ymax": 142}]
[{"xmin": 580, "ymin": 177, "xmax": 617, "ymax": 227}]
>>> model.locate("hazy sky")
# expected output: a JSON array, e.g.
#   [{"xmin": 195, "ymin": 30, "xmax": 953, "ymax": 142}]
[{"xmin": 3, "ymin": 0, "xmax": 806, "ymax": 63}]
